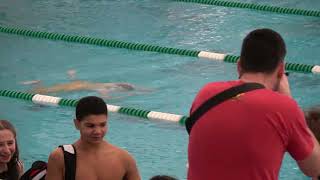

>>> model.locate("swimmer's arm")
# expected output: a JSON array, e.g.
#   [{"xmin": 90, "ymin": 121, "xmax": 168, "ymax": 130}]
[
  {"xmin": 20, "ymin": 80, "xmax": 41, "ymax": 85},
  {"xmin": 134, "ymin": 86, "xmax": 154, "ymax": 93},
  {"xmin": 20, "ymin": 80, "xmax": 44, "ymax": 93},
  {"xmin": 46, "ymin": 148, "xmax": 64, "ymax": 180},
  {"xmin": 124, "ymin": 152, "xmax": 141, "ymax": 180}
]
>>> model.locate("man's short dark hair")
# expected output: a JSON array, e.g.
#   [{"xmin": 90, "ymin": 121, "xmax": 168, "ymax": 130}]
[
  {"xmin": 76, "ymin": 96, "xmax": 108, "ymax": 121},
  {"xmin": 150, "ymin": 175, "xmax": 178, "ymax": 180},
  {"xmin": 240, "ymin": 28, "xmax": 286, "ymax": 73}
]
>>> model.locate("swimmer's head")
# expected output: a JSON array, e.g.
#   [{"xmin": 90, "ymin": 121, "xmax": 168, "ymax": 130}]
[
  {"xmin": 67, "ymin": 69, "xmax": 77, "ymax": 80},
  {"xmin": 117, "ymin": 83, "xmax": 135, "ymax": 91}
]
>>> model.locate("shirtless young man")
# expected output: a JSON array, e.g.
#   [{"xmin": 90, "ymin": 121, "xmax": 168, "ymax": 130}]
[{"xmin": 45, "ymin": 96, "xmax": 141, "ymax": 180}]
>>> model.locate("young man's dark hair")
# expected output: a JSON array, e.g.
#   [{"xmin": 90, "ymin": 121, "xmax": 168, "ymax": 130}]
[
  {"xmin": 240, "ymin": 28, "xmax": 287, "ymax": 74},
  {"xmin": 76, "ymin": 96, "xmax": 108, "ymax": 120}
]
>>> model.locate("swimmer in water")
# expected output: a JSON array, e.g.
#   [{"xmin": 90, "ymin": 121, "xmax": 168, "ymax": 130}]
[{"xmin": 21, "ymin": 70, "xmax": 152, "ymax": 99}]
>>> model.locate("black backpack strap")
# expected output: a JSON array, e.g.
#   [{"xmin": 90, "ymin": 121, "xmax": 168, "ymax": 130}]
[
  {"xmin": 186, "ymin": 83, "xmax": 265, "ymax": 134},
  {"xmin": 59, "ymin": 145, "xmax": 76, "ymax": 180},
  {"xmin": 20, "ymin": 161, "xmax": 47, "ymax": 180},
  {"xmin": 30, "ymin": 161, "xmax": 47, "ymax": 180}
]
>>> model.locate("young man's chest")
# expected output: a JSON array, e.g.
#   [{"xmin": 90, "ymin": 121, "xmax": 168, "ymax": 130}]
[{"xmin": 73, "ymin": 153, "xmax": 126, "ymax": 180}]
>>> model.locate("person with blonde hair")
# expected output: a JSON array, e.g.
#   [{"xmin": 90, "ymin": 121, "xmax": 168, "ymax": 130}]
[
  {"xmin": 0, "ymin": 120, "xmax": 23, "ymax": 180},
  {"xmin": 305, "ymin": 106, "xmax": 320, "ymax": 142},
  {"xmin": 304, "ymin": 105, "xmax": 320, "ymax": 180}
]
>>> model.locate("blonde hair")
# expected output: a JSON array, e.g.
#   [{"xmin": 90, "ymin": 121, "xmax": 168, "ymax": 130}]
[{"xmin": 305, "ymin": 106, "xmax": 320, "ymax": 142}]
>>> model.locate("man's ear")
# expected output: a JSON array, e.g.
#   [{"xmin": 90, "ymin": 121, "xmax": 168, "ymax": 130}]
[
  {"xmin": 237, "ymin": 59, "xmax": 242, "ymax": 78},
  {"xmin": 74, "ymin": 119, "xmax": 80, "ymax": 130},
  {"xmin": 277, "ymin": 62, "xmax": 285, "ymax": 78}
]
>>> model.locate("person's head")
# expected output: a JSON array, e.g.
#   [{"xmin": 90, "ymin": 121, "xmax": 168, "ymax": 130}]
[
  {"xmin": 0, "ymin": 120, "xmax": 20, "ymax": 179},
  {"xmin": 74, "ymin": 96, "xmax": 108, "ymax": 144},
  {"xmin": 304, "ymin": 105, "xmax": 320, "ymax": 142},
  {"xmin": 67, "ymin": 69, "xmax": 76, "ymax": 80},
  {"xmin": 238, "ymin": 28, "xmax": 287, "ymax": 87},
  {"xmin": 117, "ymin": 83, "xmax": 135, "ymax": 91},
  {"xmin": 149, "ymin": 175, "xmax": 178, "ymax": 180}
]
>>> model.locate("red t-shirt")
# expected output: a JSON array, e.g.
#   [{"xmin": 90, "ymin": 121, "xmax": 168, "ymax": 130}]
[{"xmin": 188, "ymin": 80, "xmax": 314, "ymax": 180}]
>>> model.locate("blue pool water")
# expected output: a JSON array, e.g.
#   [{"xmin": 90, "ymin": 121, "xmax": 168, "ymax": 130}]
[{"xmin": 0, "ymin": 0, "xmax": 320, "ymax": 179}]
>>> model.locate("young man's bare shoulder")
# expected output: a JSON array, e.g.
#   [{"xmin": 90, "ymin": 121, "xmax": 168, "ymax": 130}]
[
  {"xmin": 105, "ymin": 144, "xmax": 138, "ymax": 172},
  {"xmin": 48, "ymin": 147, "xmax": 64, "ymax": 164},
  {"xmin": 106, "ymin": 144, "xmax": 133, "ymax": 159},
  {"xmin": 107, "ymin": 143, "xmax": 128, "ymax": 153}
]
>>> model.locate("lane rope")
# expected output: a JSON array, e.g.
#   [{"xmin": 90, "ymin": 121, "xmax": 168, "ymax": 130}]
[
  {"xmin": 1, "ymin": 26, "xmax": 319, "ymax": 74},
  {"xmin": 174, "ymin": 0, "xmax": 320, "ymax": 18},
  {"xmin": 0, "ymin": 90, "xmax": 188, "ymax": 125}
]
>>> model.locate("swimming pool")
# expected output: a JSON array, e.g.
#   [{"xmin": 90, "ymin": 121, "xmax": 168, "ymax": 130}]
[{"xmin": 0, "ymin": 0, "xmax": 320, "ymax": 179}]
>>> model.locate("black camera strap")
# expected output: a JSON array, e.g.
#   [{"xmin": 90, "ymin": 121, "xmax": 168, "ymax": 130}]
[{"xmin": 186, "ymin": 82, "xmax": 265, "ymax": 134}]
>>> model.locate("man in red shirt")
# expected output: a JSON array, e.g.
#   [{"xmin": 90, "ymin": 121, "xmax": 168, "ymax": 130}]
[{"xmin": 187, "ymin": 28, "xmax": 320, "ymax": 180}]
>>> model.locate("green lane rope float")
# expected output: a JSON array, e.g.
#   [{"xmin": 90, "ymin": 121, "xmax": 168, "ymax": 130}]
[
  {"xmin": 221, "ymin": 54, "xmax": 320, "ymax": 74},
  {"xmin": 0, "ymin": 26, "xmax": 319, "ymax": 74},
  {"xmin": 0, "ymin": 26, "xmax": 199, "ymax": 57},
  {"xmin": 174, "ymin": 0, "xmax": 320, "ymax": 18},
  {"xmin": 0, "ymin": 90, "xmax": 188, "ymax": 125}
]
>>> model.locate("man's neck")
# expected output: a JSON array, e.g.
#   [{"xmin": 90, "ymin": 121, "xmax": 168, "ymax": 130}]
[
  {"xmin": 75, "ymin": 139, "xmax": 108, "ymax": 152},
  {"xmin": 239, "ymin": 73, "xmax": 275, "ymax": 90}
]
